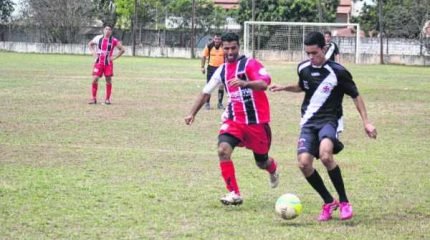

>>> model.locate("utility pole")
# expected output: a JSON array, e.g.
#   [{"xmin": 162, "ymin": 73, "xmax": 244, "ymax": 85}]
[
  {"xmin": 132, "ymin": 0, "xmax": 137, "ymax": 56},
  {"xmin": 251, "ymin": 0, "xmax": 255, "ymax": 58},
  {"xmin": 378, "ymin": 0, "xmax": 384, "ymax": 64},
  {"xmin": 317, "ymin": 0, "xmax": 323, "ymax": 23},
  {"xmin": 191, "ymin": 0, "xmax": 196, "ymax": 58}
]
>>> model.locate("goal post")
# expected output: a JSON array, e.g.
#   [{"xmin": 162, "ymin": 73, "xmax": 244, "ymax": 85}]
[{"xmin": 243, "ymin": 21, "xmax": 361, "ymax": 64}]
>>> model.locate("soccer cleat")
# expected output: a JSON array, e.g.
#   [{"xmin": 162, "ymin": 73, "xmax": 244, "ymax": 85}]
[
  {"xmin": 318, "ymin": 200, "xmax": 339, "ymax": 221},
  {"xmin": 88, "ymin": 99, "xmax": 97, "ymax": 104},
  {"xmin": 220, "ymin": 191, "xmax": 243, "ymax": 206},
  {"xmin": 339, "ymin": 202, "xmax": 353, "ymax": 220},
  {"xmin": 204, "ymin": 103, "xmax": 210, "ymax": 110},
  {"xmin": 269, "ymin": 171, "xmax": 279, "ymax": 188},
  {"xmin": 104, "ymin": 99, "xmax": 111, "ymax": 105},
  {"xmin": 217, "ymin": 103, "xmax": 225, "ymax": 110}
]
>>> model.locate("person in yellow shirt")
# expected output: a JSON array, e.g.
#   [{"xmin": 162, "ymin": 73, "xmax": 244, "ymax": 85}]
[{"xmin": 201, "ymin": 33, "xmax": 225, "ymax": 110}]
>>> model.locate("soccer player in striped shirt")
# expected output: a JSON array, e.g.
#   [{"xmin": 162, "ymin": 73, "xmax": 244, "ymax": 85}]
[
  {"xmin": 88, "ymin": 24, "xmax": 125, "ymax": 105},
  {"xmin": 185, "ymin": 32, "xmax": 279, "ymax": 206},
  {"xmin": 324, "ymin": 31, "xmax": 340, "ymax": 62},
  {"xmin": 270, "ymin": 32, "xmax": 377, "ymax": 221}
]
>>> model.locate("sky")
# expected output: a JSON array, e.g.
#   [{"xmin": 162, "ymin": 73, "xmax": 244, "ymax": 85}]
[{"xmin": 11, "ymin": 0, "xmax": 22, "ymax": 16}]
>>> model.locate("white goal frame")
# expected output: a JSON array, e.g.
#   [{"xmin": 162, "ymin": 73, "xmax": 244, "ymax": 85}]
[{"xmin": 244, "ymin": 21, "xmax": 361, "ymax": 63}]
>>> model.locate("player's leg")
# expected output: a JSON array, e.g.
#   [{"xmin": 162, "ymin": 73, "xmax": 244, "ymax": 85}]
[
  {"xmin": 217, "ymin": 84, "xmax": 224, "ymax": 109},
  {"xmin": 247, "ymin": 123, "xmax": 278, "ymax": 188},
  {"xmin": 104, "ymin": 76, "xmax": 112, "ymax": 104},
  {"xmin": 204, "ymin": 68, "xmax": 212, "ymax": 110},
  {"xmin": 90, "ymin": 64, "xmax": 102, "ymax": 104},
  {"xmin": 319, "ymin": 123, "xmax": 352, "ymax": 220},
  {"xmin": 218, "ymin": 133, "xmax": 242, "ymax": 205},
  {"xmin": 298, "ymin": 128, "xmax": 338, "ymax": 221},
  {"xmin": 104, "ymin": 64, "xmax": 113, "ymax": 104},
  {"xmin": 253, "ymin": 152, "xmax": 279, "ymax": 188}
]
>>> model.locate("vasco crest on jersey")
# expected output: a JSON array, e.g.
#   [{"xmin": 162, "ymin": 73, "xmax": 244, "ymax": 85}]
[{"xmin": 321, "ymin": 83, "xmax": 333, "ymax": 94}]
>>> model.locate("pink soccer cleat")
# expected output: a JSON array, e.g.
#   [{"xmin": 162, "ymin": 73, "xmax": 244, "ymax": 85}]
[
  {"xmin": 318, "ymin": 200, "xmax": 339, "ymax": 221},
  {"xmin": 339, "ymin": 202, "xmax": 353, "ymax": 220}
]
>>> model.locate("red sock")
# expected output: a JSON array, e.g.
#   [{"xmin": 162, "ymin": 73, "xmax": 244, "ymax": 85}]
[
  {"xmin": 106, "ymin": 83, "xmax": 112, "ymax": 100},
  {"xmin": 266, "ymin": 157, "xmax": 277, "ymax": 174},
  {"xmin": 219, "ymin": 160, "xmax": 240, "ymax": 195},
  {"xmin": 91, "ymin": 83, "xmax": 98, "ymax": 99}
]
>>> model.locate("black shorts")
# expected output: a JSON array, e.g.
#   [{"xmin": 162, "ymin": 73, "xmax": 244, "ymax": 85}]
[
  {"xmin": 206, "ymin": 65, "xmax": 218, "ymax": 83},
  {"xmin": 297, "ymin": 122, "xmax": 344, "ymax": 158}
]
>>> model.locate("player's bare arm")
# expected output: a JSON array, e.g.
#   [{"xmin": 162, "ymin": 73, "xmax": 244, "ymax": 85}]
[
  {"xmin": 353, "ymin": 96, "xmax": 377, "ymax": 139},
  {"xmin": 184, "ymin": 93, "xmax": 211, "ymax": 125},
  {"xmin": 112, "ymin": 42, "xmax": 125, "ymax": 61},
  {"xmin": 200, "ymin": 56, "xmax": 206, "ymax": 74},
  {"xmin": 229, "ymin": 78, "xmax": 268, "ymax": 91},
  {"xmin": 88, "ymin": 41, "xmax": 98, "ymax": 58},
  {"xmin": 269, "ymin": 83, "xmax": 302, "ymax": 92}
]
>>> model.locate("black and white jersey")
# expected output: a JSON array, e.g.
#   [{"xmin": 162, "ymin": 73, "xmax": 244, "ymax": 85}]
[
  {"xmin": 325, "ymin": 42, "xmax": 339, "ymax": 61},
  {"xmin": 297, "ymin": 60, "xmax": 359, "ymax": 128}
]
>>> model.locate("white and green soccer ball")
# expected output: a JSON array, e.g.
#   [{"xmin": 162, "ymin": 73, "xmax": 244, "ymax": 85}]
[{"xmin": 275, "ymin": 193, "xmax": 303, "ymax": 220}]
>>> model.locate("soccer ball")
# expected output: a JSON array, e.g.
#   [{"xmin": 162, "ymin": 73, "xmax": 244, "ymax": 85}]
[{"xmin": 275, "ymin": 193, "xmax": 303, "ymax": 220}]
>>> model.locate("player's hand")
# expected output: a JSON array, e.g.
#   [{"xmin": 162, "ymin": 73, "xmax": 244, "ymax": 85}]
[
  {"xmin": 184, "ymin": 115, "xmax": 195, "ymax": 125},
  {"xmin": 201, "ymin": 67, "xmax": 205, "ymax": 74},
  {"xmin": 364, "ymin": 123, "xmax": 377, "ymax": 139},
  {"xmin": 269, "ymin": 84, "xmax": 285, "ymax": 92},
  {"xmin": 229, "ymin": 78, "xmax": 247, "ymax": 88}
]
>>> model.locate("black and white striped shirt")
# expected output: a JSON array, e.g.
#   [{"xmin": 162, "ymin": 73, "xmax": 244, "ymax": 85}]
[{"xmin": 297, "ymin": 60, "xmax": 358, "ymax": 128}]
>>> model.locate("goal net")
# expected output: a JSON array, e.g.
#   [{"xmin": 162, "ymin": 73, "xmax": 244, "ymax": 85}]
[{"xmin": 243, "ymin": 21, "xmax": 361, "ymax": 63}]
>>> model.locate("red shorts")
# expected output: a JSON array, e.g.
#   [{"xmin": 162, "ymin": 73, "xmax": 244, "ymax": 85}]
[
  {"xmin": 92, "ymin": 63, "xmax": 114, "ymax": 77},
  {"xmin": 219, "ymin": 120, "xmax": 272, "ymax": 154}
]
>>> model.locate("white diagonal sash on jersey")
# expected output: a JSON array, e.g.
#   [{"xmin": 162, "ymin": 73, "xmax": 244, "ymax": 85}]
[
  {"xmin": 300, "ymin": 65, "xmax": 338, "ymax": 127},
  {"xmin": 325, "ymin": 43, "xmax": 335, "ymax": 60}
]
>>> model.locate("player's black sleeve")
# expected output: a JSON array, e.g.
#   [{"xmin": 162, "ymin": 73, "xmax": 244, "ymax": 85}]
[
  {"xmin": 297, "ymin": 65, "xmax": 305, "ymax": 90},
  {"xmin": 338, "ymin": 68, "xmax": 359, "ymax": 98},
  {"xmin": 334, "ymin": 43, "xmax": 339, "ymax": 55}
]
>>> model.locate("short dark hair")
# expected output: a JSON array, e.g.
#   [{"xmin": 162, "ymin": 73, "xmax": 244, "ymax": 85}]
[
  {"xmin": 221, "ymin": 32, "xmax": 240, "ymax": 44},
  {"xmin": 304, "ymin": 31, "xmax": 325, "ymax": 49},
  {"xmin": 103, "ymin": 23, "xmax": 113, "ymax": 29},
  {"xmin": 213, "ymin": 32, "xmax": 222, "ymax": 37},
  {"xmin": 324, "ymin": 31, "xmax": 332, "ymax": 36}
]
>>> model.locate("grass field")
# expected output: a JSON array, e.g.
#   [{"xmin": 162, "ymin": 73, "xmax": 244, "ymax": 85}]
[{"xmin": 0, "ymin": 51, "xmax": 429, "ymax": 239}]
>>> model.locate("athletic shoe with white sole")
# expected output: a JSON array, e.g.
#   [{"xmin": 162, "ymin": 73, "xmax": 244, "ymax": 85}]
[{"xmin": 220, "ymin": 191, "xmax": 243, "ymax": 206}]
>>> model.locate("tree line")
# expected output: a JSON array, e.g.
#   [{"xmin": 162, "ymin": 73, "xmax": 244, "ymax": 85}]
[{"xmin": 0, "ymin": 0, "xmax": 428, "ymax": 43}]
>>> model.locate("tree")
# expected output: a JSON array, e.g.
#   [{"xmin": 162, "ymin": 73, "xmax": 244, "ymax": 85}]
[
  {"xmin": 353, "ymin": 0, "xmax": 430, "ymax": 38},
  {"xmin": 92, "ymin": 0, "xmax": 117, "ymax": 26},
  {"xmin": 0, "ymin": 0, "xmax": 15, "ymax": 22},
  {"xmin": 166, "ymin": 0, "xmax": 227, "ymax": 32},
  {"xmin": 234, "ymin": 0, "xmax": 338, "ymax": 25},
  {"xmin": 21, "ymin": 0, "xmax": 93, "ymax": 43}
]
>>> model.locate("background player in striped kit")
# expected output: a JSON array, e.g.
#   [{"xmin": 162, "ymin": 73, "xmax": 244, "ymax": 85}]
[
  {"xmin": 324, "ymin": 31, "xmax": 340, "ymax": 62},
  {"xmin": 185, "ymin": 32, "xmax": 279, "ymax": 206},
  {"xmin": 270, "ymin": 31, "xmax": 377, "ymax": 221},
  {"xmin": 88, "ymin": 24, "xmax": 125, "ymax": 105}
]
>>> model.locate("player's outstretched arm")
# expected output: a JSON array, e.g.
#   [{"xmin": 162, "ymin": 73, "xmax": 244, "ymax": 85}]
[
  {"xmin": 269, "ymin": 83, "xmax": 302, "ymax": 93},
  {"xmin": 352, "ymin": 96, "xmax": 377, "ymax": 139},
  {"xmin": 184, "ymin": 93, "xmax": 210, "ymax": 125}
]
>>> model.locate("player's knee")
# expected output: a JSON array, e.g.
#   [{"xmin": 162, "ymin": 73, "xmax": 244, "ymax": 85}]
[
  {"xmin": 319, "ymin": 152, "xmax": 333, "ymax": 165},
  {"xmin": 297, "ymin": 157, "xmax": 312, "ymax": 172},
  {"xmin": 254, "ymin": 153, "xmax": 269, "ymax": 169},
  {"xmin": 217, "ymin": 143, "xmax": 231, "ymax": 160}
]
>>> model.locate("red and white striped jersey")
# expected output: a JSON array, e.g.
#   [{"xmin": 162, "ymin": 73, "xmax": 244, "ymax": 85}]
[
  {"xmin": 203, "ymin": 56, "xmax": 271, "ymax": 124},
  {"xmin": 90, "ymin": 35, "xmax": 120, "ymax": 66}
]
